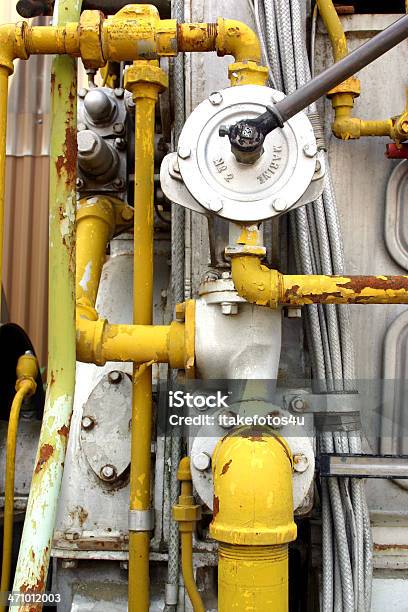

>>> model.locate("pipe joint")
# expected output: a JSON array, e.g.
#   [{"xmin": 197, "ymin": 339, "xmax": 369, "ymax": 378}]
[
  {"xmin": 216, "ymin": 17, "xmax": 261, "ymax": 63},
  {"xmin": 15, "ymin": 354, "xmax": 38, "ymax": 396},
  {"xmin": 124, "ymin": 60, "xmax": 168, "ymax": 100},
  {"xmin": 0, "ymin": 23, "xmax": 29, "ymax": 73}
]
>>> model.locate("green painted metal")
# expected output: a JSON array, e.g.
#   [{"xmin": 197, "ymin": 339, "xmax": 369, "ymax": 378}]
[{"xmin": 12, "ymin": 0, "xmax": 81, "ymax": 599}]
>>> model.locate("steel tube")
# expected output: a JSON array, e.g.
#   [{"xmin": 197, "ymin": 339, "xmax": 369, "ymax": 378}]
[
  {"xmin": 12, "ymin": 0, "xmax": 81, "ymax": 604},
  {"xmin": 0, "ymin": 66, "xmax": 9, "ymax": 316},
  {"xmin": 275, "ymin": 13, "xmax": 408, "ymax": 122}
]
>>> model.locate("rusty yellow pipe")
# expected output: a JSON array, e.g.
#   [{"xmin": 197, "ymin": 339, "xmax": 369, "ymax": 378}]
[
  {"xmin": 210, "ymin": 426, "xmax": 297, "ymax": 611},
  {"xmin": 0, "ymin": 354, "xmax": 38, "ymax": 610},
  {"xmin": 231, "ymin": 255, "xmax": 408, "ymax": 307},
  {"xmin": 75, "ymin": 195, "xmax": 192, "ymax": 369},
  {"xmin": 124, "ymin": 60, "xmax": 167, "ymax": 612},
  {"xmin": 172, "ymin": 457, "xmax": 204, "ymax": 612},
  {"xmin": 317, "ymin": 0, "xmax": 408, "ymax": 142},
  {"xmin": 0, "ymin": 8, "xmax": 267, "ymax": 87}
]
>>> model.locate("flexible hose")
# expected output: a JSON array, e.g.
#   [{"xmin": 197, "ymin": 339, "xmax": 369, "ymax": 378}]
[{"xmin": 0, "ymin": 381, "xmax": 35, "ymax": 608}]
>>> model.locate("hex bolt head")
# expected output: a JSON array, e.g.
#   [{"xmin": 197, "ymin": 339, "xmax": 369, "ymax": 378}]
[
  {"xmin": 81, "ymin": 415, "xmax": 95, "ymax": 430},
  {"xmin": 293, "ymin": 453, "xmax": 309, "ymax": 473},
  {"xmin": 113, "ymin": 122, "xmax": 125, "ymax": 135},
  {"xmin": 77, "ymin": 122, "xmax": 87, "ymax": 132},
  {"xmin": 78, "ymin": 88, "xmax": 88, "ymax": 99},
  {"xmin": 178, "ymin": 145, "xmax": 191, "ymax": 159},
  {"xmin": 303, "ymin": 143, "xmax": 317, "ymax": 158},
  {"xmin": 76, "ymin": 177, "xmax": 84, "ymax": 189},
  {"xmin": 209, "ymin": 91, "xmax": 223, "ymax": 105},
  {"xmin": 221, "ymin": 271, "xmax": 231, "ymax": 279},
  {"xmin": 84, "ymin": 89, "xmax": 115, "ymax": 124},
  {"xmin": 114, "ymin": 87, "xmax": 125, "ymax": 98},
  {"xmin": 221, "ymin": 301, "xmax": 238, "ymax": 315},
  {"xmin": 100, "ymin": 464, "xmax": 117, "ymax": 481},
  {"xmin": 192, "ymin": 452, "xmax": 211, "ymax": 472},
  {"xmin": 290, "ymin": 396, "xmax": 307, "ymax": 413},
  {"xmin": 108, "ymin": 370, "xmax": 123, "ymax": 384},
  {"xmin": 77, "ymin": 130, "xmax": 98, "ymax": 155},
  {"xmin": 272, "ymin": 198, "xmax": 288, "ymax": 212}
]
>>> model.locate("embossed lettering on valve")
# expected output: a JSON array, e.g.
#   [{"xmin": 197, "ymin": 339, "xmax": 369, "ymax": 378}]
[
  {"xmin": 212, "ymin": 157, "xmax": 234, "ymax": 183},
  {"xmin": 257, "ymin": 145, "xmax": 283, "ymax": 184}
]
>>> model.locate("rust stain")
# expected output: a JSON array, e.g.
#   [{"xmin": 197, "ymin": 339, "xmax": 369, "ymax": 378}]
[
  {"xmin": 342, "ymin": 275, "xmax": 408, "ymax": 293},
  {"xmin": 69, "ymin": 505, "xmax": 89, "ymax": 527},
  {"xmin": 220, "ymin": 459, "xmax": 232, "ymax": 476},
  {"xmin": 50, "ymin": 370, "xmax": 56, "ymax": 385},
  {"xmin": 213, "ymin": 495, "xmax": 219, "ymax": 518},
  {"xmin": 35, "ymin": 443, "xmax": 54, "ymax": 474},
  {"xmin": 374, "ymin": 543, "xmax": 408, "ymax": 551},
  {"xmin": 57, "ymin": 424, "xmax": 69, "ymax": 438}
]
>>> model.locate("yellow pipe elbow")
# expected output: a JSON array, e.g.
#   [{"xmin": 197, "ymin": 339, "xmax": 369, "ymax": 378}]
[
  {"xmin": 231, "ymin": 255, "xmax": 280, "ymax": 308},
  {"xmin": 216, "ymin": 18, "xmax": 261, "ymax": 63},
  {"xmin": 210, "ymin": 427, "xmax": 296, "ymax": 612},
  {"xmin": 210, "ymin": 426, "xmax": 296, "ymax": 546}
]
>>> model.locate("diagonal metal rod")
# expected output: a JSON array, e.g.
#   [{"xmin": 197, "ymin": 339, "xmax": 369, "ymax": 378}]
[{"xmin": 276, "ymin": 13, "xmax": 408, "ymax": 123}]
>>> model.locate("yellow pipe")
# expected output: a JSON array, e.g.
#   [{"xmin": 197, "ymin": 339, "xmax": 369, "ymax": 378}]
[
  {"xmin": 210, "ymin": 427, "xmax": 297, "ymax": 611},
  {"xmin": 76, "ymin": 196, "xmax": 115, "ymax": 313},
  {"xmin": 124, "ymin": 60, "xmax": 167, "ymax": 612},
  {"xmin": 317, "ymin": 0, "xmax": 408, "ymax": 142},
  {"xmin": 173, "ymin": 457, "xmax": 204, "ymax": 612},
  {"xmin": 0, "ymin": 354, "xmax": 38, "ymax": 607},
  {"xmin": 75, "ymin": 195, "xmax": 194, "ymax": 369},
  {"xmin": 231, "ymin": 255, "xmax": 408, "ymax": 307}
]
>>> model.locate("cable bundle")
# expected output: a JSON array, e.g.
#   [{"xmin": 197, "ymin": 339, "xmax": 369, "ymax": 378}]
[{"xmin": 248, "ymin": 0, "xmax": 373, "ymax": 608}]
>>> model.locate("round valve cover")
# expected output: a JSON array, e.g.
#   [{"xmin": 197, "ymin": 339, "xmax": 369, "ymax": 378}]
[{"xmin": 177, "ymin": 85, "xmax": 317, "ymax": 222}]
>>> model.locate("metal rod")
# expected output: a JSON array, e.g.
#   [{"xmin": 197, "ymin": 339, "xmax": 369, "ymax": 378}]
[
  {"xmin": 276, "ymin": 13, "xmax": 408, "ymax": 122},
  {"xmin": 320, "ymin": 454, "xmax": 408, "ymax": 479}
]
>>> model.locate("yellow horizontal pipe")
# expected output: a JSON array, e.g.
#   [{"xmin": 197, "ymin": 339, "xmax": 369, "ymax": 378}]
[
  {"xmin": 0, "ymin": 355, "xmax": 38, "ymax": 608},
  {"xmin": 76, "ymin": 314, "xmax": 186, "ymax": 368},
  {"xmin": 231, "ymin": 255, "xmax": 408, "ymax": 308},
  {"xmin": 0, "ymin": 10, "xmax": 263, "ymax": 70}
]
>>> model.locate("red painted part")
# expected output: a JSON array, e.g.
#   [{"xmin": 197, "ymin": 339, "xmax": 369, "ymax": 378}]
[{"xmin": 385, "ymin": 143, "xmax": 408, "ymax": 159}]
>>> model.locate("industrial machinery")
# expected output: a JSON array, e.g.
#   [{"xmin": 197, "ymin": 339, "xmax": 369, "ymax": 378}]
[{"xmin": 2, "ymin": 0, "xmax": 408, "ymax": 610}]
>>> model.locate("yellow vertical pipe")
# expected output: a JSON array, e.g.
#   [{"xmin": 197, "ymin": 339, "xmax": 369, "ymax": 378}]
[
  {"xmin": 124, "ymin": 61, "xmax": 167, "ymax": 612},
  {"xmin": 0, "ymin": 66, "xmax": 10, "ymax": 314},
  {"xmin": 130, "ymin": 90, "xmax": 155, "ymax": 612},
  {"xmin": 76, "ymin": 196, "xmax": 115, "ymax": 313}
]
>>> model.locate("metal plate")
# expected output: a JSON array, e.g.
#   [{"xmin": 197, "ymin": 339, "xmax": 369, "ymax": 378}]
[
  {"xmin": 80, "ymin": 371, "xmax": 131, "ymax": 481},
  {"xmin": 177, "ymin": 85, "xmax": 316, "ymax": 222},
  {"xmin": 385, "ymin": 160, "xmax": 408, "ymax": 271}
]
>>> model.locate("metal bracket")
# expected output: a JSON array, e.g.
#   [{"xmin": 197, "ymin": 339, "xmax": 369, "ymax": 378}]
[
  {"xmin": 284, "ymin": 391, "xmax": 360, "ymax": 414},
  {"xmin": 320, "ymin": 453, "xmax": 408, "ymax": 479},
  {"xmin": 128, "ymin": 509, "xmax": 155, "ymax": 532}
]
